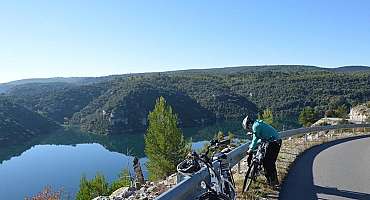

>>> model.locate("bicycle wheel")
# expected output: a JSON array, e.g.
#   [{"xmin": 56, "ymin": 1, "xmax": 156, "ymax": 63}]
[
  {"xmin": 198, "ymin": 191, "xmax": 231, "ymax": 200},
  {"xmin": 242, "ymin": 163, "xmax": 256, "ymax": 193}
]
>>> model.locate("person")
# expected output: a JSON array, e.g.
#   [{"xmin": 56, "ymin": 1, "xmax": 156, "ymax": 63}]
[{"xmin": 242, "ymin": 115, "xmax": 282, "ymax": 187}]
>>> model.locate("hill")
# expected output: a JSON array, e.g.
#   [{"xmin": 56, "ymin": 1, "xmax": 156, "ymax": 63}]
[
  {"xmin": 8, "ymin": 82, "xmax": 110, "ymax": 123},
  {"xmin": 0, "ymin": 96, "xmax": 60, "ymax": 145},
  {"xmin": 71, "ymin": 76, "xmax": 258, "ymax": 134},
  {"xmin": 0, "ymin": 75, "xmax": 120, "ymax": 94},
  {"xmin": 326, "ymin": 66, "xmax": 370, "ymax": 73},
  {"xmin": 3, "ymin": 65, "xmax": 370, "ymax": 134}
]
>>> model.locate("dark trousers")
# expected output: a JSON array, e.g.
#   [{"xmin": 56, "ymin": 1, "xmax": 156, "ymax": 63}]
[{"xmin": 263, "ymin": 139, "xmax": 282, "ymax": 185}]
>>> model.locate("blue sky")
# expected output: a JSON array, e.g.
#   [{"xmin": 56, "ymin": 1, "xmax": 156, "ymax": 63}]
[{"xmin": 0, "ymin": 0, "xmax": 369, "ymax": 83}]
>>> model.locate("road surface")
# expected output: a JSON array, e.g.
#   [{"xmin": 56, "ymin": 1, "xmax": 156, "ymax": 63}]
[{"xmin": 279, "ymin": 134, "xmax": 370, "ymax": 200}]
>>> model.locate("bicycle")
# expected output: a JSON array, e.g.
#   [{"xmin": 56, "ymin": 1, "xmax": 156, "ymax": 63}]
[
  {"xmin": 177, "ymin": 139, "xmax": 237, "ymax": 200},
  {"xmin": 242, "ymin": 141, "xmax": 268, "ymax": 193}
]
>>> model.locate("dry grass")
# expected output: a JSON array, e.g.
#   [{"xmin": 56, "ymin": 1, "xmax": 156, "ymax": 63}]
[{"xmin": 231, "ymin": 128, "xmax": 370, "ymax": 200}]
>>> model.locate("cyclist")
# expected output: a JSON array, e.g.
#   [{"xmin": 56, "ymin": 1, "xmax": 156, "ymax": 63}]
[{"xmin": 242, "ymin": 115, "xmax": 282, "ymax": 187}]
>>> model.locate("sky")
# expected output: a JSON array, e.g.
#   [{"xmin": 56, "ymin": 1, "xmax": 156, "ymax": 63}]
[{"xmin": 0, "ymin": 0, "xmax": 369, "ymax": 83}]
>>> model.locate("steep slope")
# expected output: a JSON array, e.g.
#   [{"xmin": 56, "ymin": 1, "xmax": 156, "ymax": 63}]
[
  {"xmin": 229, "ymin": 70, "xmax": 370, "ymax": 116},
  {"xmin": 71, "ymin": 76, "xmax": 258, "ymax": 134},
  {"xmin": 0, "ymin": 96, "xmax": 59, "ymax": 145},
  {"xmin": 8, "ymin": 82, "xmax": 109, "ymax": 123}
]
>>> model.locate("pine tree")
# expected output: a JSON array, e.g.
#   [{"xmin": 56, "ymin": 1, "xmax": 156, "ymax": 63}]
[
  {"xmin": 217, "ymin": 131, "xmax": 225, "ymax": 140},
  {"xmin": 335, "ymin": 104, "xmax": 348, "ymax": 119},
  {"xmin": 76, "ymin": 173, "xmax": 109, "ymax": 200},
  {"xmin": 145, "ymin": 96, "xmax": 190, "ymax": 180},
  {"xmin": 299, "ymin": 106, "xmax": 318, "ymax": 127},
  {"xmin": 227, "ymin": 131, "xmax": 234, "ymax": 141},
  {"xmin": 76, "ymin": 176, "xmax": 91, "ymax": 200},
  {"xmin": 259, "ymin": 108, "xmax": 274, "ymax": 125},
  {"xmin": 90, "ymin": 173, "xmax": 109, "ymax": 197}
]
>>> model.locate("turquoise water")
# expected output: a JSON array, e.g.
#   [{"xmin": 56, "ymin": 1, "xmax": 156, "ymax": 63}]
[{"xmin": 0, "ymin": 121, "xmax": 245, "ymax": 199}]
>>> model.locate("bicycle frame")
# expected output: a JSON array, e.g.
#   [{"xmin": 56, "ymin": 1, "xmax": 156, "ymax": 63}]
[
  {"xmin": 242, "ymin": 141, "xmax": 268, "ymax": 193},
  {"xmin": 199, "ymin": 140, "xmax": 236, "ymax": 200}
]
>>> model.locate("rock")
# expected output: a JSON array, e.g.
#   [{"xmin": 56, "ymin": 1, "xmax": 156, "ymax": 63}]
[
  {"xmin": 147, "ymin": 185, "xmax": 156, "ymax": 193},
  {"xmin": 166, "ymin": 173, "xmax": 177, "ymax": 186},
  {"xmin": 133, "ymin": 157, "xmax": 145, "ymax": 185},
  {"xmin": 110, "ymin": 187, "xmax": 135, "ymax": 199},
  {"xmin": 92, "ymin": 196, "xmax": 110, "ymax": 200}
]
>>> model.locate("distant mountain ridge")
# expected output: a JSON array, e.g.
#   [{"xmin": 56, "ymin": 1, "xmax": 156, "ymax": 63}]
[
  {"xmin": 1, "ymin": 64, "xmax": 370, "ymax": 135},
  {"xmin": 0, "ymin": 75, "xmax": 120, "ymax": 93},
  {"xmin": 1, "ymin": 65, "xmax": 369, "ymax": 91},
  {"xmin": 326, "ymin": 66, "xmax": 370, "ymax": 73}
]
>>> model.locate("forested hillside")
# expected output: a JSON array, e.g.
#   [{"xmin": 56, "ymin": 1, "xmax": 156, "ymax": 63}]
[
  {"xmin": 3, "ymin": 65, "xmax": 370, "ymax": 135},
  {"xmin": 0, "ymin": 75, "xmax": 120, "ymax": 94},
  {"xmin": 8, "ymin": 82, "xmax": 110, "ymax": 123},
  {"xmin": 70, "ymin": 76, "xmax": 258, "ymax": 134},
  {"xmin": 0, "ymin": 96, "xmax": 59, "ymax": 145}
]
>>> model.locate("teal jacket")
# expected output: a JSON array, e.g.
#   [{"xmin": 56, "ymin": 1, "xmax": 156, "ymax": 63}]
[{"xmin": 249, "ymin": 119, "xmax": 280, "ymax": 151}]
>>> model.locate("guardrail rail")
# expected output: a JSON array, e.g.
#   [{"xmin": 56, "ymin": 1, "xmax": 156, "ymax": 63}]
[{"xmin": 156, "ymin": 123, "xmax": 370, "ymax": 200}]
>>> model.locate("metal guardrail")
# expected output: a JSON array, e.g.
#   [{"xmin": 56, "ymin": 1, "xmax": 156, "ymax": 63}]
[{"xmin": 156, "ymin": 123, "xmax": 370, "ymax": 200}]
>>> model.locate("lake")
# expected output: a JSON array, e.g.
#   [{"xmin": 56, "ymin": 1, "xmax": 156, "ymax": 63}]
[{"xmin": 0, "ymin": 121, "xmax": 245, "ymax": 199}]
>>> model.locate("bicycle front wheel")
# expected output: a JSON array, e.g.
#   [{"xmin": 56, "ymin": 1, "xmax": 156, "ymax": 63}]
[{"xmin": 242, "ymin": 164, "xmax": 256, "ymax": 193}]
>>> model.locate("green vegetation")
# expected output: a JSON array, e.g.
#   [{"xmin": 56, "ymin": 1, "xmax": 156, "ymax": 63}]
[
  {"xmin": 2, "ymin": 65, "xmax": 370, "ymax": 135},
  {"xmin": 335, "ymin": 104, "xmax": 348, "ymax": 119},
  {"xmin": 109, "ymin": 168, "xmax": 132, "ymax": 193},
  {"xmin": 298, "ymin": 106, "xmax": 319, "ymax": 127},
  {"xmin": 76, "ymin": 173, "xmax": 110, "ymax": 200},
  {"xmin": 258, "ymin": 108, "xmax": 274, "ymax": 125},
  {"xmin": 227, "ymin": 132, "xmax": 235, "ymax": 141},
  {"xmin": 145, "ymin": 97, "xmax": 190, "ymax": 180},
  {"xmin": 217, "ymin": 131, "xmax": 225, "ymax": 140},
  {"xmin": 7, "ymin": 82, "xmax": 108, "ymax": 123},
  {"xmin": 0, "ymin": 96, "xmax": 59, "ymax": 145}
]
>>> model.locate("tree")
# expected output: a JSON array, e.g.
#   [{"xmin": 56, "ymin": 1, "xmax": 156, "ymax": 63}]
[
  {"xmin": 76, "ymin": 174, "xmax": 109, "ymax": 200},
  {"xmin": 299, "ymin": 106, "xmax": 318, "ymax": 127},
  {"xmin": 227, "ymin": 131, "xmax": 234, "ymax": 141},
  {"xmin": 259, "ymin": 108, "xmax": 274, "ymax": 125},
  {"xmin": 145, "ymin": 96, "xmax": 190, "ymax": 180},
  {"xmin": 76, "ymin": 176, "xmax": 91, "ymax": 200},
  {"xmin": 217, "ymin": 131, "xmax": 225, "ymax": 140},
  {"xmin": 335, "ymin": 104, "xmax": 348, "ymax": 119},
  {"xmin": 90, "ymin": 173, "xmax": 109, "ymax": 197}
]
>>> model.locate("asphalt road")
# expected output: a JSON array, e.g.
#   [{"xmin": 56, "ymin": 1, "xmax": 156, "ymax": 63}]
[{"xmin": 279, "ymin": 134, "xmax": 370, "ymax": 200}]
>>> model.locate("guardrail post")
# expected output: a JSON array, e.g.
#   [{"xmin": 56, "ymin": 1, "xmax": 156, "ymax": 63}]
[
  {"xmin": 237, "ymin": 161, "xmax": 241, "ymax": 174},
  {"xmin": 304, "ymin": 133, "xmax": 307, "ymax": 144}
]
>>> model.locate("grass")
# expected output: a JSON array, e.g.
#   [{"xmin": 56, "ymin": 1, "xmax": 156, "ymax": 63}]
[{"xmin": 231, "ymin": 128, "xmax": 370, "ymax": 200}]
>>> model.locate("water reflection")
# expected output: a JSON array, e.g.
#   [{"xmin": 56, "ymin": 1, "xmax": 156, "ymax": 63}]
[
  {"xmin": 0, "ymin": 143, "xmax": 147, "ymax": 200},
  {"xmin": 0, "ymin": 121, "xmax": 245, "ymax": 199}
]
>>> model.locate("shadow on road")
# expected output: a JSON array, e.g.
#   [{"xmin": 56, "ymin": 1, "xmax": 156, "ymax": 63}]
[
  {"xmin": 279, "ymin": 134, "xmax": 370, "ymax": 200},
  {"xmin": 315, "ymin": 185, "xmax": 370, "ymax": 200}
]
